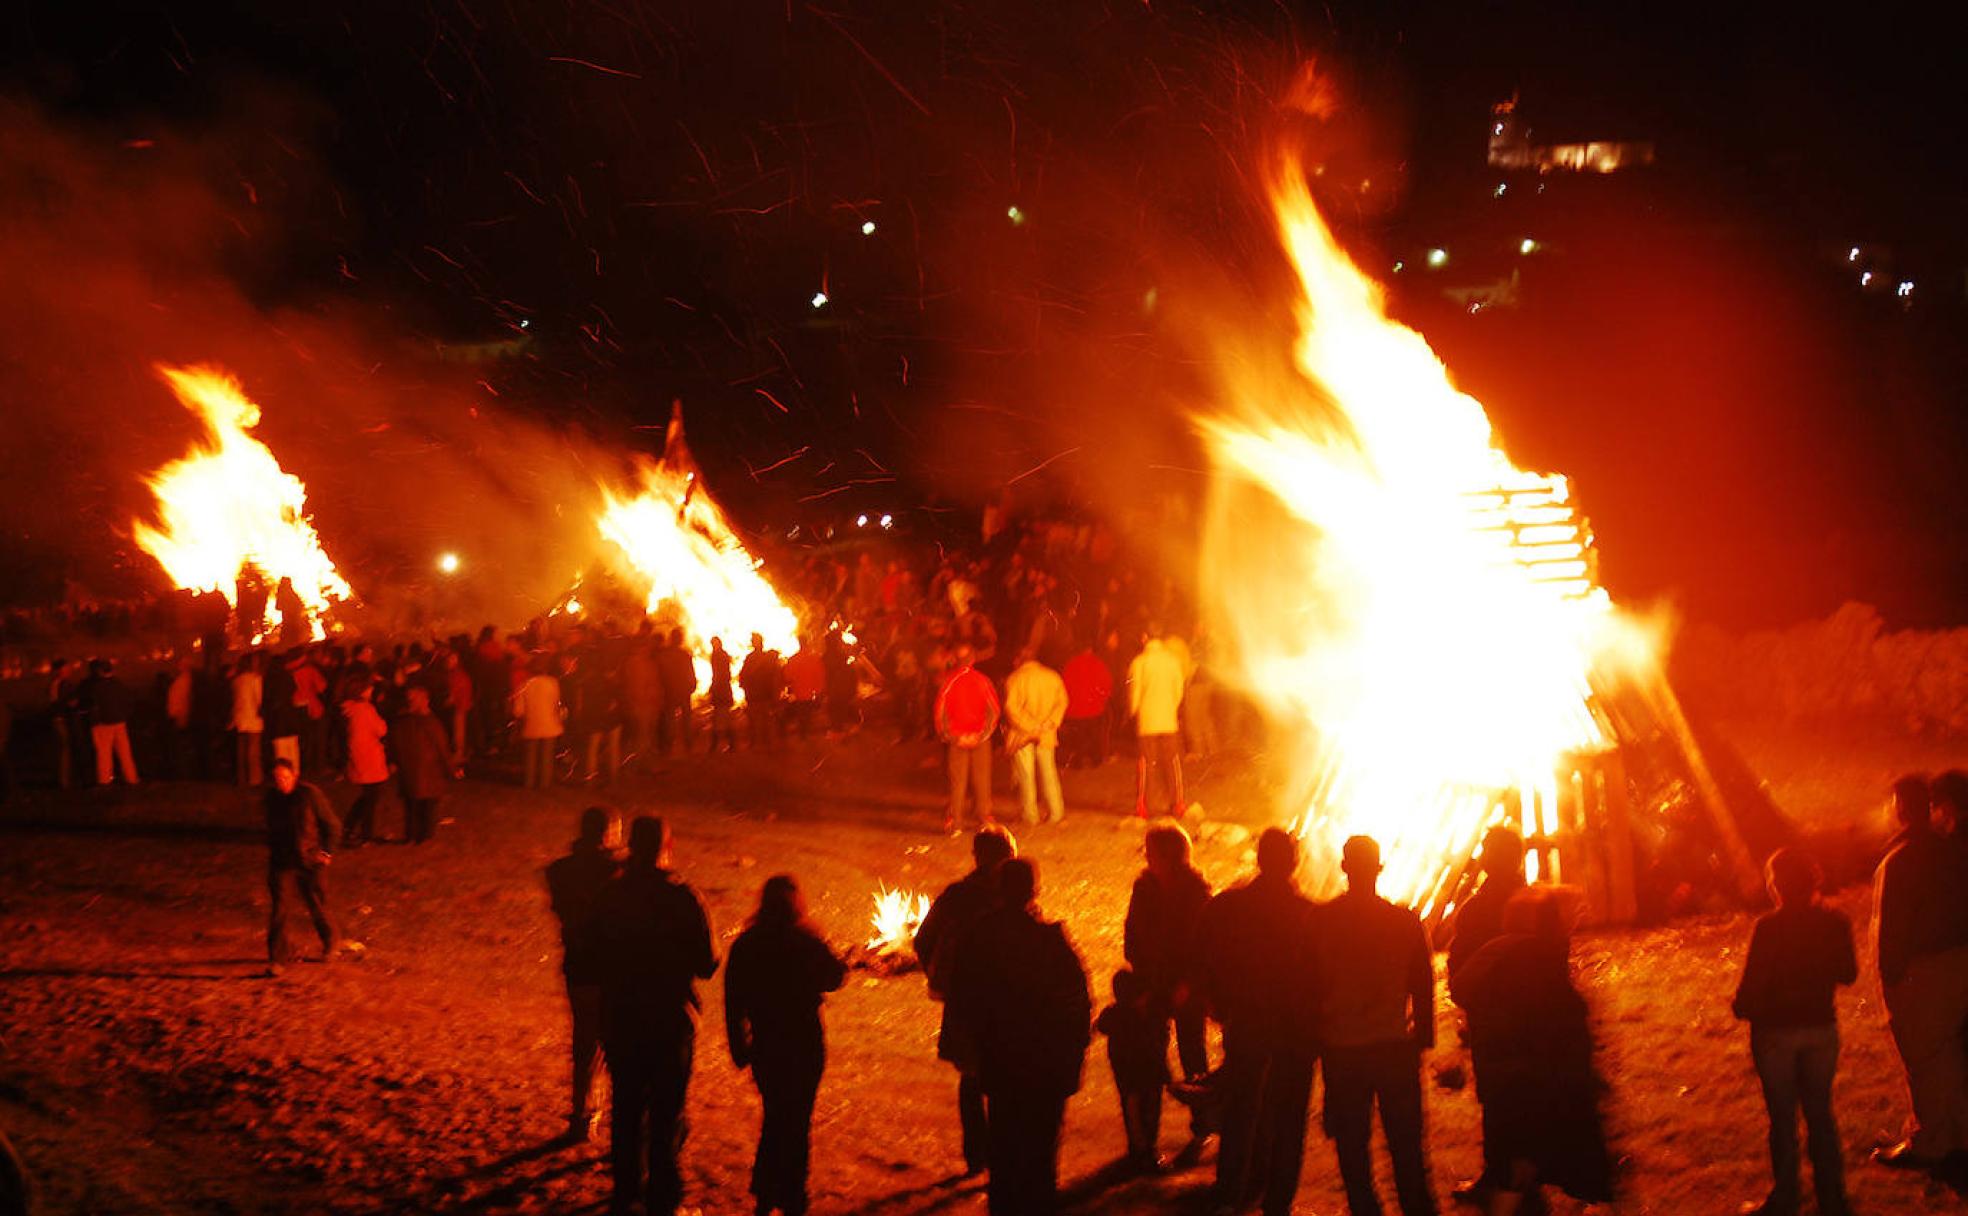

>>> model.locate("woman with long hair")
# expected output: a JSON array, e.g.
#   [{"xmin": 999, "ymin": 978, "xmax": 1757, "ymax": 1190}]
[{"xmin": 725, "ymin": 875, "xmax": 847, "ymax": 1216}]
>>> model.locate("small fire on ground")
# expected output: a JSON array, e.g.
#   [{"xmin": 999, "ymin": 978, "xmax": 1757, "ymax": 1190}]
[
  {"xmin": 866, "ymin": 885, "xmax": 930, "ymax": 954},
  {"xmin": 133, "ymin": 365, "xmax": 353, "ymax": 642}
]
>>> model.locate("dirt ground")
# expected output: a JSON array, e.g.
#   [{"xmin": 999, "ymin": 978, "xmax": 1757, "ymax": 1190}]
[{"xmin": 4, "ymin": 727, "xmax": 1968, "ymax": 1215}]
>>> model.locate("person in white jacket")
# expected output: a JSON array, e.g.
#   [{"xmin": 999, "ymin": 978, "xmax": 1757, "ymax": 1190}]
[
  {"xmin": 1004, "ymin": 652, "xmax": 1068, "ymax": 824},
  {"xmin": 1128, "ymin": 626, "xmax": 1188, "ymax": 818}
]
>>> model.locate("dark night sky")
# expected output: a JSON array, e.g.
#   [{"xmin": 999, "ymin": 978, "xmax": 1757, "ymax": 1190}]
[{"xmin": 2, "ymin": 1, "xmax": 1964, "ymax": 627}]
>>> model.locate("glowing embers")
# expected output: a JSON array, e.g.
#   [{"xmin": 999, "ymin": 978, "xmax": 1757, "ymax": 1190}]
[
  {"xmin": 1200, "ymin": 157, "xmax": 1651, "ymax": 913},
  {"xmin": 133, "ymin": 365, "xmax": 352, "ymax": 642}
]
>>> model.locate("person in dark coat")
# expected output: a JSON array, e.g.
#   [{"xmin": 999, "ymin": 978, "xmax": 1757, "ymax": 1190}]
[
  {"xmin": 1317, "ymin": 835, "xmax": 1438, "ymax": 1216},
  {"xmin": 913, "ymin": 824, "xmax": 1017, "ymax": 1176},
  {"xmin": 1732, "ymin": 848, "xmax": 1856, "ymax": 1216},
  {"xmin": 948, "ymin": 857, "xmax": 1092, "ymax": 1216},
  {"xmin": 596, "ymin": 816, "xmax": 718, "ymax": 1216},
  {"xmin": 1872, "ymin": 774, "xmax": 1968, "ymax": 1169},
  {"xmin": 1125, "ymin": 820, "xmax": 1214, "ymax": 1151},
  {"xmin": 1199, "ymin": 827, "xmax": 1322, "ymax": 1216},
  {"xmin": 1445, "ymin": 824, "xmax": 1527, "ymax": 1204},
  {"xmin": 391, "ymin": 686, "xmax": 453, "ymax": 844},
  {"xmin": 546, "ymin": 806, "xmax": 622, "ymax": 1141},
  {"xmin": 707, "ymin": 637, "xmax": 738, "ymax": 752},
  {"xmin": 822, "ymin": 630, "xmax": 860, "ymax": 733},
  {"xmin": 1449, "ymin": 888, "xmax": 1611, "ymax": 1215},
  {"xmin": 1096, "ymin": 968, "xmax": 1170, "ymax": 1172},
  {"xmin": 81, "ymin": 658, "xmax": 140, "ymax": 786},
  {"xmin": 263, "ymin": 758, "xmax": 356, "ymax": 972},
  {"xmin": 655, "ymin": 629, "xmax": 698, "ymax": 754},
  {"xmin": 739, "ymin": 633, "xmax": 784, "ymax": 751},
  {"xmin": 725, "ymin": 875, "xmax": 848, "ymax": 1216}
]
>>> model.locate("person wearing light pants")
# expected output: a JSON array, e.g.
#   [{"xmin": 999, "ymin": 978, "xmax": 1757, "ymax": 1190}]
[{"xmin": 1004, "ymin": 651, "xmax": 1068, "ymax": 825}]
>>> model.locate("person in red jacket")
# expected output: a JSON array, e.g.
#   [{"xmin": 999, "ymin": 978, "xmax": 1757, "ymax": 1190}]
[
  {"xmin": 1061, "ymin": 644, "xmax": 1115, "ymax": 769},
  {"xmin": 340, "ymin": 677, "xmax": 390, "ymax": 847},
  {"xmin": 935, "ymin": 645, "xmax": 1001, "ymax": 834}
]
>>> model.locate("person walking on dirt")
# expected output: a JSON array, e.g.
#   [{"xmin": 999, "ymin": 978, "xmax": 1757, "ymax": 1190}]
[
  {"xmin": 914, "ymin": 825, "xmax": 1018, "ymax": 1177},
  {"xmin": 1126, "ymin": 821, "xmax": 1215, "ymax": 1155},
  {"xmin": 948, "ymin": 857, "xmax": 1093, "ymax": 1216},
  {"xmin": 1731, "ymin": 848, "xmax": 1856, "ymax": 1216},
  {"xmin": 935, "ymin": 644, "xmax": 1000, "ymax": 834},
  {"xmin": 1004, "ymin": 650, "xmax": 1068, "ymax": 825},
  {"xmin": 1198, "ymin": 827, "xmax": 1322, "ymax": 1216},
  {"xmin": 1444, "ymin": 823, "xmax": 1528, "ymax": 1206},
  {"xmin": 725, "ymin": 875, "xmax": 848, "ymax": 1216},
  {"xmin": 546, "ymin": 805, "xmax": 622, "ymax": 1142},
  {"xmin": 596, "ymin": 816, "xmax": 717, "ymax": 1216},
  {"xmin": 263, "ymin": 757, "xmax": 359, "ymax": 972},
  {"xmin": 1319, "ymin": 835, "xmax": 1439, "ymax": 1216},
  {"xmin": 1127, "ymin": 624, "xmax": 1186, "ymax": 818},
  {"xmin": 1871, "ymin": 775, "xmax": 1968, "ymax": 1170}
]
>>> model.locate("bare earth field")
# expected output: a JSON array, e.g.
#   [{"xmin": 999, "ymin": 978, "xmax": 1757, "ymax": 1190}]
[{"xmin": 4, "ymin": 728, "xmax": 1968, "ymax": 1215}]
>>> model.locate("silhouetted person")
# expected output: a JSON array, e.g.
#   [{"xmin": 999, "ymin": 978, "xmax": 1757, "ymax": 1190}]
[
  {"xmin": 740, "ymin": 634, "xmax": 783, "ymax": 750},
  {"xmin": 1449, "ymin": 888, "xmax": 1611, "ymax": 1215},
  {"xmin": 1731, "ymin": 849, "xmax": 1855, "ymax": 1216},
  {"xmin": 707, "ymin": 637, "xmax": 738, "ymax": 752},
  {"xmin": 392, "ymin": 686, "xmax": 452, "ymax": 844},
  {"xmin": 596, "ymin": 816, "xmax": 717, "ymax": 1216},
  {"xmin": 914, "ymin": 825, "xmax": 1017, "ymax": 1176},
  {"xmin": 949, "ymin": 857, "xmax": 1092, "ymax": 1216},
  {"xmin": 1319, "ymin": 835, "xmax": 1438, "ymax": 1216},
  {"xmin": 656, "ymin": 629, "xmax": 698, "ymax": 754},
  {"xmin": 1126, "ymin": 821, "xmax": 1214, "ymax": 1151},
  {"xmin": 263, "ymin": 758, "xmax": 354, "ymax": 972},
  {"xmin": 81, "ymin": 658, "xmax": 139, "ymax": 786},
  {"xmin": 725, "ymin": 875, "xmax": 848, "ymax": 1216},
  {"xmin": 1445, "ymin": 824, "xmax": 1527, "ymax": 1203},
  {"xmin": 546, "ymin": 806, "xmax": 622, "ymax": 1142},
  {"xmin": 1199, "ymin": 827, "xmax": 1321, "ymax": 1216},
  {"xmin": 1871, "ymin": 775, "xmax": 1968, "ymax": 1169},
  {"xmin": 1097, "ymin": 968, "xmax": 1169, "ymax": 1172}
]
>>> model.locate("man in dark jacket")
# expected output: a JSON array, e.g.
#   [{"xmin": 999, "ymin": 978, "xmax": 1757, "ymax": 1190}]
[
  {"xmin": 1444, "ymin": 824, "xmax": 1526, "ymax": 1204},
  {"xmin": 1125, "ymin": 821, "xmax": 1214, "ymax": 1152},
  {"xmin": 1319, "ymin": 835, "xmax": 1439, "ymax": 1216},
  {"xmin": 949, "ymin": 857, "xmax": 1092, "ymax": 1216},
  {"xmin": 546, "ymin": 805, "xmax": 622, "ymax": 1141},
  {"xmin": 1199, "ymin": 827, "xmax": 1322, "ymax": 1216},
  {"xmin": 263, "ymin": 758, "xmax": 354, "ymax": 972},
  {"xmin": 596, "ymin": 816, "xmax": 718, "ymax": 1216},
  {"xmin": 655, "ymin": 629, "xmax": 698, "ymax": 755},
  {"xmin": 1872, "ymin": 775, "xmax": 1968, "ymax": 1169},
  {"xmin": 392, "ymin": 686, "xmax": 453, "ymax": 844},
  {"xmin": 81, "ymin": 658, "xmax": 140, "ymax": 786},
  {"xmin": 914, "ymin": 825, "xmax": 1017, "ymax": 1176},
  {"xmin": 739, "ymin": 634, "xmax": 783, "ymax": 751}
]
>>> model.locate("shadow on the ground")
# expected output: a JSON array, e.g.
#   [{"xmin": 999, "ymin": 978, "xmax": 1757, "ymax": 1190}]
[
  {"xmin": 0, "ymin": 957, "xmax": 268, "ymax": 982},
  {"xmin": 0, "ymin": 817, "xmax": 260, "ymax": 845},
  {"xmin": 353, "ymin": 1134, "xmax": 607, "ymax": 1214},
  {"xmin": 836, "ymin": 1170, "xmax": 981, "ymax": 1215}
]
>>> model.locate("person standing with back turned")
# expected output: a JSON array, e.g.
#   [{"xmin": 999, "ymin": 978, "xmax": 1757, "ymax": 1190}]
[{"xmin": 596, "ymin": 816, "xmax": 717, "ymax": 1216}]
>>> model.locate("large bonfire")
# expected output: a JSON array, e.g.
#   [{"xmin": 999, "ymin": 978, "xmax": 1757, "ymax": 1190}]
[
  {"xmin": 1200, "ymin": 147, "xmax": 1655, "ymax": 913},
  {"xmin": 590, "ymin": 406, "xmax": 800, "ymax": 676},
  {"xmin": 134, "ymin": 365, "xmax": 353, "ymax": 642}
]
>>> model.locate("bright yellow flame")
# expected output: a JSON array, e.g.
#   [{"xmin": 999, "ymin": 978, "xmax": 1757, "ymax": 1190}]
[
  {"xmin": 868, "ymin": 886, "xmax": 931, "ymax": 953},
  {"xmin": 1200, "ymin": 158, "xmax": 1652, "ymax": 911},
  {"xmin": 596, "ymin": 457, "xmax": 799, "ymax": 681},
  {"xmin": 133, "ymin": 365, "xmax": 352, "ymax": 642}
]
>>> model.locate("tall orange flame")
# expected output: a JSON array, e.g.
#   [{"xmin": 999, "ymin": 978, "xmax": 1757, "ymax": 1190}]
[
  {"xmin": 133, "ymin": 365, "xmax": 352, "ymax": 642},
  {"xmin": 1200, "ymin": 158, "xmax": 1653, "ymax": 908}
]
